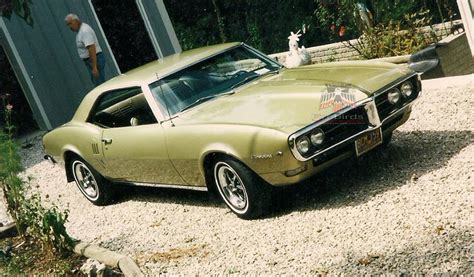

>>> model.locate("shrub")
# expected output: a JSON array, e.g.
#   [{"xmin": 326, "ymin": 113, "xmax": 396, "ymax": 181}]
[
  {"xmin": 0, "ymin": 95, "xmax": 74, "ymax": 254},
  {"xmin": 346, "ymin": 10, "xmax": 441, "ymax": 59}
]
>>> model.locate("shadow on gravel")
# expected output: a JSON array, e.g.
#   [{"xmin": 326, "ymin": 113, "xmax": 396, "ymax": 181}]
[
  {"xmin": 19, "ymin": 134, "xmax": 46, "ymax": 169},
  {"xmin": 113, "ymin": 185, "xmax": 222, "ymax": 208},
  {"xmin": 269, "ymin": 130, "xmax": 473, "ymax": 217},
  {"xmin": 332, "ymin": 227, "xmax": 472, "ymax": 274},
  {"xmin": 111, "ymin": 130, "xmax": 473, "ymax": 217}
]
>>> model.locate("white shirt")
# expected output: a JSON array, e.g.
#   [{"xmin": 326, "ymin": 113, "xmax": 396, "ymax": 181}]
[{"xmin": 76, "ymin": 23, "xmax": 102, "ymax": 59}]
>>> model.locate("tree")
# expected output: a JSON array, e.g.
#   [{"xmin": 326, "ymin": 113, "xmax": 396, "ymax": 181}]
[{"xmin": 0, "ymin": 0, "xmax": 34, "ymax": 26}]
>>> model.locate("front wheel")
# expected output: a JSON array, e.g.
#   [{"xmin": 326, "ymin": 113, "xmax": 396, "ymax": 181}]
[
  {"xmin": 70, "ymin": 157, "xmax": 114, "ymax": 205},
  {"xmin": 213, "ymin": 158, "xmax": 271, "ymax": 219},
  {"xmin": 382, "ymin": 131, "xmax": 393, "ymax": 147}
]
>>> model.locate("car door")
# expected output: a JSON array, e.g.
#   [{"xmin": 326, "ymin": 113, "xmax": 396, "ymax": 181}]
[
  {"xmin": 101, "ymin": 124, "xmax": 185, "ymax": 184},
  {"xmin": 89, "ymin": 86, "xmax": 185, "ymax": 185}
]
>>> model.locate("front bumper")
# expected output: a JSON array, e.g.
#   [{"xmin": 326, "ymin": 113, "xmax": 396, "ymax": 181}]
[{"xmin": 260, "ymin": 104, "xmax": 412, "ymax": 186}]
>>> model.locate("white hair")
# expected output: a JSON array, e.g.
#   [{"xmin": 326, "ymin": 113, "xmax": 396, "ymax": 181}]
[{"xmin": 64, "ymin": 14, "xmax": 80, "ymax": 22}]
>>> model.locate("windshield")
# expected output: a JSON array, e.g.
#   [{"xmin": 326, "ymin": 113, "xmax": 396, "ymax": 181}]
[{"xmin": 149, "ymin": 45, "xmax": 281, "ymax": 118}]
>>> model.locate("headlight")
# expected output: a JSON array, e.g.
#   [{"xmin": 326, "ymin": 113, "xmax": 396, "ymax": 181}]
[
  {"xmin": 296, "ymin": 136, "xmax": 310, "ymax": 154},
  {"xmin": 387, "ymin": 88, "xmax": 401, "ymax": 104},
  {"xmin": 400, "ymin": 81, "xmax": 413, "ymax": 97},
  {"xmin": 310, "ymin": 129, "xmax": 325, "ymax": 146}
]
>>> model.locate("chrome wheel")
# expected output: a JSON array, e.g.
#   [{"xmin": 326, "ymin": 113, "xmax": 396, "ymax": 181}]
[
  {"xmin": 72, "ymin": 160, "xmax": 99, "ymax": 201},
  {"xmin": 214, "ymin": 161, "xmax": 249, "ymax": 213}
]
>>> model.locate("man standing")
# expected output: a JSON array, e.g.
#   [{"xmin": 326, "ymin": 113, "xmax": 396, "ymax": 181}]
[{"xmin": 65, "ymin": 14, "xmax": 106, "ymax": 87}]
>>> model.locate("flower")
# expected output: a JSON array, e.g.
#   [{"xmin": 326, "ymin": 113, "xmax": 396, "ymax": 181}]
[
  {"xmin": 339, "ymin": 25, "xmax": 346, "ymax": 37},
  {"xmin": 6, "ymin": 104, "xmax": 13, "ymax": 111}
]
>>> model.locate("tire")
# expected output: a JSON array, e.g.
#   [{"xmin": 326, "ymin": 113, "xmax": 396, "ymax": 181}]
[
  {"xmin": 213, "ymin": 158, "xmax": 271, "ymax": 219},
  {"xmin": 70, "ymin": 157, "xmax": 114, "ymax": 206},
  {"xmin": 382, "ymin": 131, "xmax": 393, "ymax": 147}
]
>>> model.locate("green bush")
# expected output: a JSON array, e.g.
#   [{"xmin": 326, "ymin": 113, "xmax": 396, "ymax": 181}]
[
  {"xmin": 346, "ymin": 10, "xmax": 441, "ymax": 59},
  {"xmin": 0, "ymin": 96, "xmax": 74, "ymax": 254},
  {"xmin": 163, "ymin": 0, "xmax": 459, "ymax": 55}
]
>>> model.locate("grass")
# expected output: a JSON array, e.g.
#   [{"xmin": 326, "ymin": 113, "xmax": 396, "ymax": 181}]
[{"xmin": 0, "ymin": 236, "xmax": 86, "ymax": 275}]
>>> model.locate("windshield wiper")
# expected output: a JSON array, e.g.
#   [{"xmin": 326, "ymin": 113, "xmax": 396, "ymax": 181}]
[
  {"xmin": 179, "ymin": 91, "xmax": 235, "ymax": 113},
  {"xmin": 230, "ymin": 74, "xmax": 260, "ymax": 90},
  {"xmin": 229, "ymin": 69, "xmax": 279, "ymax": 90}
]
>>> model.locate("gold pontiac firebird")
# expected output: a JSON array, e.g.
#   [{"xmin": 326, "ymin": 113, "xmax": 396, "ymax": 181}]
[{"xmin": 43, "ymin": 42, "xmax": 421, "ymax": 219}]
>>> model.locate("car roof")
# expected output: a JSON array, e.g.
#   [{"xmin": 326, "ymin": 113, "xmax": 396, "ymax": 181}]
[
  {"xmin": 72, "ymin": 42, "xmax": 241, "ymax": 122},
  {"xmin": 91, "ymin": 42, "xmax": 241, "ymax": 94}
]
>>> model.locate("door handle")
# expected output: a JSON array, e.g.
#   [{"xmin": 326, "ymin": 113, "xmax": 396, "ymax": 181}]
[{"xmin": 101, "ymin": 138, "xmax": 113, "ymax": 145}]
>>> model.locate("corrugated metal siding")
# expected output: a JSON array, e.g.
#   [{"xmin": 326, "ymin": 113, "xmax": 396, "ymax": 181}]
[{"xmin": 0, "ymin": 0, "xmax": 120, "ymax": 129}]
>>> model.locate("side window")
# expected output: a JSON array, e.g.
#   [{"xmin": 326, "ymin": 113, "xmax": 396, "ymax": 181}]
[{"xmin": 88, "ymin": 87, "xmax": 157, "ymax": 128}]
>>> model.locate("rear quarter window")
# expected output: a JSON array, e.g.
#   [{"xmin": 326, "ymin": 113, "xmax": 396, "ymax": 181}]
[{"xmin": 88, "ymin": 87, "xmax": 157, "ymax": 128}]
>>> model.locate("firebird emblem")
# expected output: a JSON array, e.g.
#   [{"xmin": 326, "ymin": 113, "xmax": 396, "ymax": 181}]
[{"xmin": 320, "ymin": 85, "xmax": 356, "ymax": 112}]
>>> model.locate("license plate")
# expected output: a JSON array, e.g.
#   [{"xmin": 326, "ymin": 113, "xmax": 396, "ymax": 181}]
[{"xmin": 355, "ymin": 128, "xmax": 383, "ymax": 156}]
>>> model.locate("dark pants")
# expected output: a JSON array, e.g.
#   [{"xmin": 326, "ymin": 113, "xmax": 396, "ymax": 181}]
[{"xmin": 84, "ymin": 52, "xmax": 106, "ymax": 87}]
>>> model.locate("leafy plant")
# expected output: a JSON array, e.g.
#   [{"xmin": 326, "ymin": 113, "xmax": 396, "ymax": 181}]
[
  {"xmin": 0, "ymin": 237, "xmax": 85, "ymax": 274},
  {"xmin": 313, "ymin": 0, "xmax": 358, "ymax": 42},
  {"xmin": 345, "ymin": 10, "xmax": 440, "ymax": 59},
  {"xmin": 0, "ymin": 95, "xmax": 74, "ymax": 254}
]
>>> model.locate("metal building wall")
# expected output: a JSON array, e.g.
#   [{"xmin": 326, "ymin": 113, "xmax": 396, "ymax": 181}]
[
  {"xmin": 0, "ymin": 0, "xmax": 120, "ymax": 130},
  {"xmin": 0, "ymin": 0, "xmax": 181, "ymax": 130},
  {"xmin": 457, "ymin": 0, "xmax": 474, "ymax": 57},
  {"xmin": 136, "ymin": 0, "xmax": 182, "ymax": 58}
]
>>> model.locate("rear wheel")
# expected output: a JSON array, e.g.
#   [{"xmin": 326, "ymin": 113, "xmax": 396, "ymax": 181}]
[
  {"xmin": 70, "ymin": 157, "xmax": 114, "ymax": 205},
  {"xmin": 213, "ymin": 158, "xmax": 271, "ymax": 219}
]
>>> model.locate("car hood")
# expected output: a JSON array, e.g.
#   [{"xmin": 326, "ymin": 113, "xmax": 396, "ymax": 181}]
[{"xmin": 176, "ymin": 61, "xmax": 413, "ymax": 134}]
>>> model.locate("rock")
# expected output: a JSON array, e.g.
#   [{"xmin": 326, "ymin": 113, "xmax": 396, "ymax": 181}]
[{"xmin": 80, "ymin": 258, "xmax": 108, "ymax": 277}]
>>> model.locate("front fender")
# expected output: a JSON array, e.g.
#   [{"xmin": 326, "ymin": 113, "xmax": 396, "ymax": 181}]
[
  {"xmin": 198, "ymin": 143, "xmax": 244, "ymax": 176},
  {"xmin": 165, "ymin": 123, "xmax": 297, "ymax": 185}
]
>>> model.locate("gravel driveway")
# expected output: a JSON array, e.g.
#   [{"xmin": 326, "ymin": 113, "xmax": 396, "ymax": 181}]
[{"xmin": 3, "ymin": 74, "xmax": 473, "ymax": 274}]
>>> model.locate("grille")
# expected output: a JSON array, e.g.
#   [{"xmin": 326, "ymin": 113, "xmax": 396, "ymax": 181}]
[
  {"xmin": 298, "ymin": 105, "xmax": 371, "ymax": 158},
  {"xmin": 319, "ymin": 105, "xmax": 369, "ymax": 147}
]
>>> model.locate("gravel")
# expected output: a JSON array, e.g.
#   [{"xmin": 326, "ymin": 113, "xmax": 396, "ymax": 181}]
[{"xmin": 1, "ymin": 74, "xmax": 473, "ymax": 274}]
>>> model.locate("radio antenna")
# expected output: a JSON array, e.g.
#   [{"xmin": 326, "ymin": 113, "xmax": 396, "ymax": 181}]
[{"xmin": 156, "ymin": 73, "xmax": 175, "ymax": 127}]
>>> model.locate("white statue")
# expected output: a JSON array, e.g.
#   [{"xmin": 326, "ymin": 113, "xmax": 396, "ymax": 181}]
[{"xmin": 285, "ymin": 30, "xmax": 311, "ymax": 68}]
